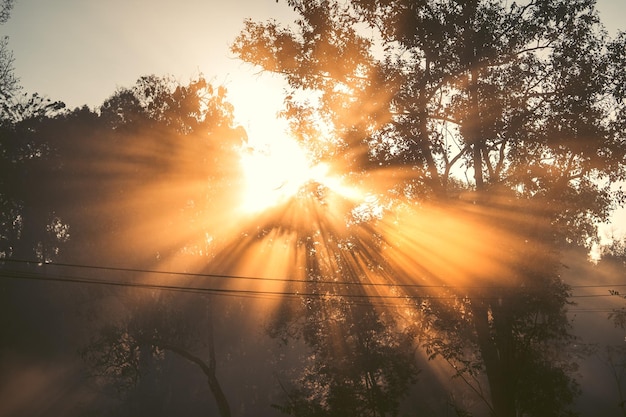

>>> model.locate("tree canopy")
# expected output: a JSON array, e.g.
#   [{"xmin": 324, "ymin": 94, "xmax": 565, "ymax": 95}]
[
  {"xmin": 0, "ymin": 74, "xmax": 250, "ymax": 416},
  {"xmin": 0, "ymin": 0, "xmax": 17, "ymax": 100},
  {"xmin": 1, "ymin": 1, "xmax": 626, "ymax": 416},
  {"xmin": 232, "ymin": 1, "xmax": 626, "ymax": 415},
  {"xmin": 233, "ymin": 0, "xmax": 626, "ymax": 230}
]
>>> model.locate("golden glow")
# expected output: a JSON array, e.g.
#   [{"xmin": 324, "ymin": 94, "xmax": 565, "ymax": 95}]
[
  {"xmin": 82, "ymin": 108, "xmax": 551, "ymax": 314},
  {"xmin": 238, "ymin": 133, "xmax": 358, "ymax": 214},
  {"xmin": 74, "ymin": 115, "xmax": 562, "ymax": 397},
  {"xmin": 74, "ymin": 81, "xmax": 565, "ymax": 397}
]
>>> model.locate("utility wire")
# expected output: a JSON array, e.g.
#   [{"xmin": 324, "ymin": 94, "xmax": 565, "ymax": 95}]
[
  {"xmin": 2, "ymin": 257, "xmax": 624, "ymax": 291},
  {"xmin": 0, "ymin": 268, "xmax": 482, "ymax": 301},
  {"xmin": 0, "ymin": 269, "xmax": 618, "ymax": 313},
  {"xmin": 0, "ymin": 258, "xmax": 447, "ymax": 288},
  {"xmin": 0, "ymin": 265, "xmax": 623, "ymax": 304},
  {"xmin": 0, "ymin": 270, "xmax": 622, "ymax": 314}
]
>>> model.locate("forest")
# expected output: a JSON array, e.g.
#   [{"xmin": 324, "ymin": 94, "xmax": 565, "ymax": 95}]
[{"xmin": 1, "ymin": 0, "xmax": 626, "ymax": 416}]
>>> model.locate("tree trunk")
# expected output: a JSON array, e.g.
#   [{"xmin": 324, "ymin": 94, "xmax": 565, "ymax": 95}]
[
  {"xmin": 137, "ymin": 342, "xmax": 162, "ymax": 416},
  {"xmin": 160, "ymin": 300, "xmax": 231, "ymax": 417},
  {"xmin": 161, "ymin": 343, "xmax": 232, "ymax": 417},
  {"xmin": 472, "ymin": 300, "xmax": 516, "ymax": 417},
  {"xmin": 460, "ymin": 3, "xmax": 517, "ymax": 414},
  {"xmin": 205, "ymin": 299, "xmax": 232, "ymax": 417}
]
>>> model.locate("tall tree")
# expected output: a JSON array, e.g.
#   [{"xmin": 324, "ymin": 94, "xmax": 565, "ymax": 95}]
[
  {"xmin": 210, "ymin": 186, "xmax": 423, "ymax": 416},
  {"xmin": 0, "ymin": 93, "xmax": 67, "ymax": 261},
  {"xmin": 0, "ymin": 0, "xmax": 16, "ymax": 97},
  {"xmin": 82, "ymin": 291, "xmax": 233, "ymax": 417},
  {"xmin": 75, "ymin": 75, "xmax": 248, "ymax": 417},
  {"xmin": 232, "ymin": 1, "xmax": 626, "ymax": 415},
  {"xmin": 0, "ymin": 74, "xmax": 248, "ymax": 415}
]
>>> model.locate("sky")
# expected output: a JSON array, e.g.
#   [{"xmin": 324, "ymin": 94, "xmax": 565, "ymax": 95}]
[
  {"xmin": 3, "ymin": 0, "xmax": 624, "ymax": 125},
  {"xmin": 2, "ymin": 0, "xmax": 626, "ymax": 234},
  {"xmin": 2, "ymin": 0, "xmax": 299, "ymax": 139}
]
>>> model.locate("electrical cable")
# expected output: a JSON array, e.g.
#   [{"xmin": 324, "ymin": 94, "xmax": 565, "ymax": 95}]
[
  {"xmin": 0, "ymin": 263, "xmax": 623, "ymax": 305},
  {"xmin": 2, "ymin": 257, "xmax": 624, "ymax": 291}
]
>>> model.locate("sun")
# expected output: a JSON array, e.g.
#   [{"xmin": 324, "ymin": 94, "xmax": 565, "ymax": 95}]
[{"xmin": 238, "ymin": 134, "xmax": 332, "ymax": 213}]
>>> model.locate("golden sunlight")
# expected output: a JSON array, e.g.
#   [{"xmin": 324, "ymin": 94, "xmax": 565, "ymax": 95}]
[{"xmin": 238, "ymin": 133, "xmax": 353, "ymax": 213}]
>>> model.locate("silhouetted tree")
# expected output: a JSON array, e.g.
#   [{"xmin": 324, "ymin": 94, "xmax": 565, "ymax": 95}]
[
  {"xmin": 232, "ymin": 1, "xmax": 626, "ymax": 416},
  {"xmin": 270, "ymin": 300, "xmax": 419, "ymax": 417},
  {"xmin": 199, "ymin": 179, "xmax": 430, "ymax": 415},
  {"xmin": 40, "ymin": 75, "xmax": 245, "ymax": 266},
  {"xmin": 0, "ymin": 0, "xmax": 17, "ymax": 100},
  {"xmin": 0, "ymin": 71, "xmax": 249, "ymax": 415},
  {"xmin": 603, "ymin": 238, "xmax": 626, "ymax": 333},
  {"xmin": 0, "ymin": 93, "xmax": 67, "ymax": 260},
  {"xmin": 82, "ymin": 291, "xmax": 232, "ymax": 417},
  {"xmin": 593, "ymin": 239, "xmax": 626, "ymax": 416},
  {"xmin": 74, "ymin": 75, "xmax": 247, "ymax": 417}
]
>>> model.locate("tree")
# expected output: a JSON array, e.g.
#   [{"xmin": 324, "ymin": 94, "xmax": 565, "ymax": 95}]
[
  {"xmin": 82, "ymin": 291, "xmax": 232, "ymax": 417},
  {"xmin": 212, "ymin": 186, "xmax": 423, "ymax": 416},
  {"xmin": 0, "ymin": 73, "xmax": 249, "ymax": 415},
  {"xmin": 232, "ymin": 1, "xmax": 626, "ymax": 415},
  {"xmin": 0, "ymin": 0, "xmax": 17, "ymax": 100},
  {"xmin": 269, "ymin": 297, "xmax": 419, "ymax": 417},
  {"xmin": 45, "ymin": 75, "xmax": 247, "ymax": 266},
  {"xmin": 99, "ymin": 74, "xmax": 237, "ymax": 136},
  {"xmin": 0, "ymin": 93, "xmax": 67, "ymax": 261},
  {"xmin": 74, "ymin": 76, "xmax": 248, "ymax": 417}
]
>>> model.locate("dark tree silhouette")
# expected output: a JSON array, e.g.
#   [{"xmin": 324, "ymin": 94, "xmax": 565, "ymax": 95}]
[
  {"xmin": 0, "ymin": 0, "xmax": 17, "ymax": 100},
  {"xmin": 0, "ymin": 93, "xmax": 67, "ymax": 261},
  {"xmin": 81, "ymin": 292, "xmax": 232, "ymax": 417},
  {"xmin": 0, "ymin": 75, "xmax": 248, "ymax": 416},
  {"xmin": 0, "ymin": 1, "xmax": 38, "ymax": 262},
  {"xmin": 232, "ymin": 1, "xmax": 626, "ymax": 416},
  {"xmin": 72, "ymin": 76, "xmax": 246, "ymax": 417}
]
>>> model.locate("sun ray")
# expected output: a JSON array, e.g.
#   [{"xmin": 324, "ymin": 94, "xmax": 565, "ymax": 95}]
[{"xmin": 237, "ymin": 130, "xmax": 361, "ymax": 215}]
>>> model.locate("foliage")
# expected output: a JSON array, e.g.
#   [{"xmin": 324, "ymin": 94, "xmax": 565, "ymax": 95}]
[
  {"xmin": 81, "ymin": 291, "xmax": 232, "ymax": 417},
  {"xmin": 0, "ymin": 0, "xmax": 623, "ymax": 414},
  {"xmin": 0, "ymin": 74, "xmax": 246, "ymax": 264},
  {"xmin": 601, "ymin": 237, "xmax": 626, "ymax": 266},
  {"xmin": 233, "ymin": 0, "xmax": 626, "ymax": 230},
  {"xmin": 203, "ymin": 182, "xmax": 425, "ymax": 415},
  {"xmin": 1, "ymin": 75, "xmax": 247, "ymax": 415},
  {"xmin": 99, "ymin": 74, "xmax": 237, "ymax": 136},
  {"xmin": 267, "ymin": 244, "xmax": 421, "ymax": 416},
  {"xmin": 68, "ymin": 75, "xmax": 247, "ymax": 416},
  {"xmin": 0, "ymin": 93, "xmax": 67, "ymax": 260},
  {"xmin": 603, "ymin": 239, "xmax": 626, "ymax": 332},
  {"xmin": 0, "ymin": 0, "xmax": 17, "ymax": 100},
  {"xmin": 233, "ymin": 1, "xmax": 626, "ymax": 415},
  {"xmin": 0, "ymin": 92, "xmax": 65, "ymax": 126},
  {"xmin": 0, "ymin": 0, "xmax": 13, "ymax": 24}
]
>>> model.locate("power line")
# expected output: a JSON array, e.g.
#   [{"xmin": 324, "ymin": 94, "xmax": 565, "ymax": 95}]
[
  {"xmin": 2, "ymin": 269, "xmax": 624, "ymax": 317},
  {"xmin": 0, "ymin": 270, "xmax": 620, "ymax": 316},
  {"xmin": 0, "ymin": 266, "xmax": 623, "ymax": 303},
  {"xmin": 2, "ymin": 257, "xmax": 625, "ymax": 291},
  {"xmin": 569, "ymin": 309, "xmax": 624, "ymax": 313},
  {"xmin": 0, "ymin": 268, "xmax": 473, "ymax": 301},
  {"xmin": 1, "ymin": 258, "xmax": 445, "ymax": 288}
]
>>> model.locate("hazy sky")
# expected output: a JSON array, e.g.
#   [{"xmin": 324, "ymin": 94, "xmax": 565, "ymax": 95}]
[
  {"xmin": 3, "ymin": 0, "xmax": 624, "ymax": 118},
  {"xmin": 2, "ymin": 0, "xmax": 626, "ymax": 231},
  {"xmin": 2, "ymin": 0, "xmax": 300, "ymax": 140}
]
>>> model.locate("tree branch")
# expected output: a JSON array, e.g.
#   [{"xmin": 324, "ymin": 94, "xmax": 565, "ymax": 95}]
[{"xmin": 158, "ymin": 343, "xmax": 231, "ymax": 417}]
